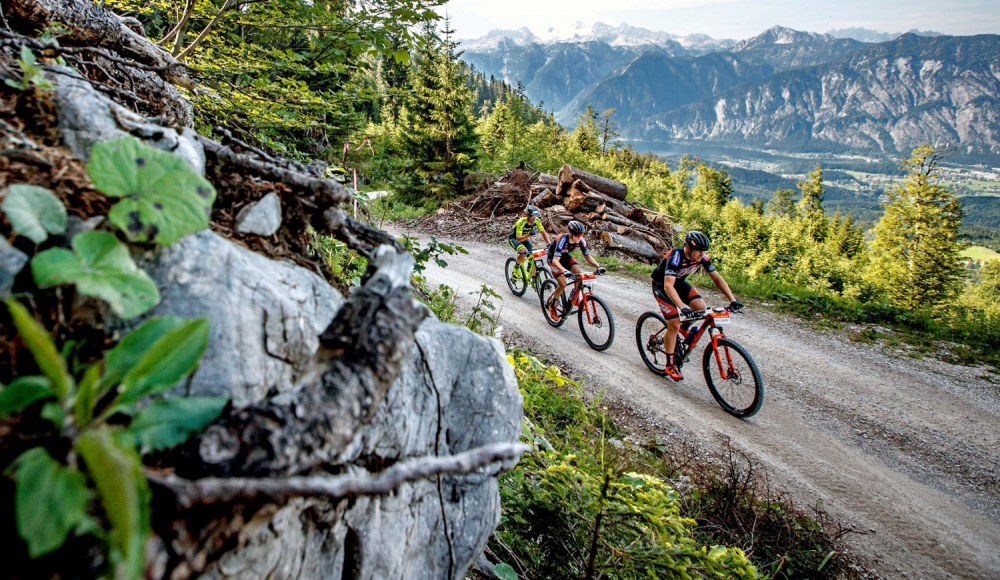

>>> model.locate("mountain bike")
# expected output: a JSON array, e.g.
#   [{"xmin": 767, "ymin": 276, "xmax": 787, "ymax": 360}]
[
  {"xmin": 635, "ymin": 306, "xmax": 764, "ymax": 418},
  {"xmin": 505, "ymin": 249, "xmax": 552, "ymax": 297},
  {"xmin": 539, "ymin": 271, "xmax": 615, "ymax": 351}
]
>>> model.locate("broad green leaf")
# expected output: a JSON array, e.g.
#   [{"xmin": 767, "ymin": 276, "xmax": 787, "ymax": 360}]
[
  {"xmin": 0, "ymin": 376, "xmax": 54, "ymax": 416},
  {"xmin": 112, "ymin": 318, "xmax": 210, "ymax": 409},
  {"xmin": 493, "ymin": 562, "xmax": 518, "ymax": 580},
  {"xmin": 100, "ymin": 317, "xmax": 189, "ymax": 396},
  {"xmin": 4, "ymin": 299, "xmax": 71, "ymax": 400},
  {"xmin": 127, "ymin": 397, "xmax": 228, "ymax": 453},
  {"xmin": 32, "ymin": 231, "xmax": 160, "ymax": 319},
  {"xmin": 73, "ymin": 363, "xmax": 103, "ymax": 428},
  {"xmin": 14, "ymin": 447, "xmax": 94, "ymax": 558},
  {"xmin": 40, "ymin": 401, "xmax": 65, "ymax": 430},
  {"xmin": 1, "ymin": 184, "xmax": 67, "ymax": 243},
  {"xmin": 87, "ymin": 136, "xmax": 216, "ymax": 246},
  {"xmin": 77, "ymin": 427, "xmax": 150, "ymax": 580}
]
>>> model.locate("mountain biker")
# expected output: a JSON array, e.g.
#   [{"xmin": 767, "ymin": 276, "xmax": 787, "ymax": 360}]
[
  {"xmin": 509, "ymin": 205, "xmax": 552, "ymax": 279},
  {"xmin": 545, "ymin": 220, "xmax": 605, "ymax": 318},
  {"xmin": 652, "ymin": 230, "xmax": 743, "ymax": 381}
]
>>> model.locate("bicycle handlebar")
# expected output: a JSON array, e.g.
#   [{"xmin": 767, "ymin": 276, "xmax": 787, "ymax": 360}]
[{"xmin": 681, "ymin": 305, "xmax": 744, "ymax": 321}]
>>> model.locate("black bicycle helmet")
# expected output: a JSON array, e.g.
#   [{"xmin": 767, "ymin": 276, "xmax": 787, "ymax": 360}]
[
  {"xmin": 685, "ymin": 230, "xmax": 710, "ymax": 251},
  {"xmin": 568, "ymin": 220, "xmax": 586, "ymax": 235},
  {"xmin": 526, "ymin": 205, "xmax": 541, "ymax": 217}
]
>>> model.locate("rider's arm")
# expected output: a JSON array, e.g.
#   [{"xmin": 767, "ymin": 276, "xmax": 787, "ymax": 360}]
[
  {"xmin": 709, "ymin": 270, "xmax": 736, "ymax": 303},
  {"xmin": 514, "ymin": 219, "xmax": 531, "ymax": 242},
  {"xmin": 540, "ymin": 222, "xmax": 551, "ymax": 244},
  {"xmin": 663, "ymin": 276, "xmax": 686, "ymax": 307},
  {"xmin": 585, "ymin": 254, "xmax": 600, "ymax": 268}
]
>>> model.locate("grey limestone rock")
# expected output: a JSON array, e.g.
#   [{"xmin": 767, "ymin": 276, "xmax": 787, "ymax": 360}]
[
  {"xmin": 135, "ymin": 230, "xmax": 343, "ymax": 405},
  {"xmin": 0, "ymin": 238, "xmax": 29, "ymax": 295},
  {"xmin": 195, "ymin": 320, "xmax": 523, "ymax": 580},
  {"xmin": 50, "ymin": 69, "xmax": 205, "ymax": 172},
  {"xmin": 235, "ymin": 192, "xmax": 283, "ymax": 237}
]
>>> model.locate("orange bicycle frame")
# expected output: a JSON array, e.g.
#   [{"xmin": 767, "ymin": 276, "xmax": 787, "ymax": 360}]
[{"xmin": 683, "ymin": 316, "xmax": 734, "ymax": 380}]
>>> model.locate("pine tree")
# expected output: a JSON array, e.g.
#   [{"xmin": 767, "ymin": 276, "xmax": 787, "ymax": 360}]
[
  {"xmin": 397, "ymin": 18, "xmax": 477, "ymax": 201},
  {"xmin": 768, "ymin": 189, "xmax": 798, "ymax": 217},
  {"xmin": 574, "ymin": 104, "xmax": 599, "ymax": 154},
  {"xmin": 798, "ymin": 165, "xmax": 827, "ymax": 242},
  {"xmin": 866, "ymin": 145, "xmax": 966, "ymax": 310}
]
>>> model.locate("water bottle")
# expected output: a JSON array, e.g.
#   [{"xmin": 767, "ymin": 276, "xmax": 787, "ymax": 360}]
[
  {"xmin": 684, "ymin": 325, "xmax": 699, "ymax": 346},
  {"xmin": 569, "ymin": 287, "xmax": 579, "ymax": 305}
]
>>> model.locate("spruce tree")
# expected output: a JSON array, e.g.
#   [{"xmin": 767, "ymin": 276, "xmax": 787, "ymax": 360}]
[
  {"xmin": 866, "ymin": 145, "xmax": 966, "ymax": 310},
  {"xmin": 768, "ymin": 189, "xmax": 798, "ymax": 217},
  {"xmin": 798, "ymin": 165, "xmax": 827, "ymax": 242},
  {"xmin": 575, "ymin": 104, "xmax": 599, "ymax": 154},
  {"xmin": 398, "ymin": 18, "xmax": 477, "ymax": 201}
]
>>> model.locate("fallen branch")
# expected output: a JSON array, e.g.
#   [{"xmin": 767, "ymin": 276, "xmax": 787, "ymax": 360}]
[{"xmin": 150, "ymin": 442, "xmax": 531, "ymax": 508}]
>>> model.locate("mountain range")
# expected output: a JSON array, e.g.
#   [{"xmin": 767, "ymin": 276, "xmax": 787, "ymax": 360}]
[{"xmin": 461, "ymin": 24, "xmax": 999, "ymax": 160}]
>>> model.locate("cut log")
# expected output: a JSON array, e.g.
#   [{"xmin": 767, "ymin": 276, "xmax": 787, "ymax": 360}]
[
  {"xmin": 532, "ymin": 190, "xmax": 559, "ymax": 209},
  {"xmin": 564, "ymin": 187, "xmax": 604, "ymax": 213},
  {"xmin": 537, "ymin": 172, "xmax": 558, "ymax": 186},
  {"xmin": 594, "ymin": 203, "xmax": 606, "ymax": 214},
  {"xmin": 599, "ymin": 231, "xmax": 658, "ymax": 261},
  {"xmin": 558, "ymin": 164, "xmax": 627, "ymax": 201}
]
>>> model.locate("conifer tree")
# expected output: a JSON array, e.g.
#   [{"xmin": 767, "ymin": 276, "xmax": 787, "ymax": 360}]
[
  {"xmin": 798, "ymin": 165, "xmax": 827, "ymax": 242},
  {"xmin": 768, "ymin": 189, "xmax": 798, "ymax": 217},
  {"xmin": 598, "ymin": 108, "xmax": 621, "ymax": 155},
  {"xmin": 866, "ymin": 145, "xmax": 966, "ymax": 309},
  {"xmin": 398, "ymin": 17, "xmax": 477, "ymax": 201},
  {"xmin": 574, "ymin": 104, "xmax": 599, "ymax": 154}
]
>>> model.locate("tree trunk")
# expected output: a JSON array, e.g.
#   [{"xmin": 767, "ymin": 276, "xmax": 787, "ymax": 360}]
[
  {"xmin": 537, "ymin": 172, "xmax": 558, "ymax": 186},
  {"xmin": 599, "ymin": 231, "xmax": 659, "ymax": 261},
  {"xmin": 558, "ymin": 164, "xmax": 627, "ymax": 201}
]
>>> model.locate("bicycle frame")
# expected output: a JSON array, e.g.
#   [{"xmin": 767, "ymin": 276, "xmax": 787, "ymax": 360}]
[
  {"xmin": 554, "ymin": 272, "xmax": 597, "ymax": 319},
  {"xmin": 681, "ymin": 310, "xmax": 735, "ymax": 380}
]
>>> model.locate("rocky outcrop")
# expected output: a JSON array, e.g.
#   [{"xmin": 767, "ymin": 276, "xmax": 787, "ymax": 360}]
[
  {"xmin": 0, "ymin": 9, "xmax": 525, "ymax": 577},
  {"xmin": 636, "ymin": 33, "xmax": 1000, "ymax": 158}
]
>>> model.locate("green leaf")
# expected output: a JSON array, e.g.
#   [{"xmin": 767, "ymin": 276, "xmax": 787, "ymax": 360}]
[
  {"xmin": 99, "ymin": 317, "xmax": 189, "ymax": 400},
  {"xmin": 112, "ymin": 318, "xmax": 210, "ymax": 409},
  {"xmin": 4, "ymin": 299, "xmax": 71, "ymax": 400},
  {"xmin": 73, "ymin": 363, "xmax": 103, "ymax": 428},
  {"xmin": 14, "ymin": 447, "xmax": 94, "ymax": 558},
  {"xmin": 0, "ymin": 376, "xmax": 54, "ymax": 416},
  {"xmin": 127, "ymin": 397, "xmax": 227, "ymax": 453},
  {"xmin": 493, "ymin": 563, "xmax": 518, "ymax": 580},
  {"xmin": 77, "ymin": 427, "xmax": 150, "ymax": 580},
  {"xmin": 1, "ymin": 184, "xmax": 67, "ymax": 244},
  {"xmin": 87, "ymin": 136, "xmax": 216, "ymax": 246},
  {"xmin": 31, "ymin": 231, "xmax": 160, "ymax": 319},
  {"xmin": 40, "ymin": 400, "xmax": 65, "ymax": 430}
]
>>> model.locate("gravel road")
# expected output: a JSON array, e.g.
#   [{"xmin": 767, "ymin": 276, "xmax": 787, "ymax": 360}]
[{"xmin": 394, "ymin": 227, "xmax": 1000, "ymax": 580}]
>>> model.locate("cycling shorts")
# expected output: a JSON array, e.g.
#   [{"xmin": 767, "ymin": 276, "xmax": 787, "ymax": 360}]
[
  {"xmin": 509, "ymin": 238, "xmax": 533, "ymax": 254},
  {"xmin": 549, "ymin": 253, "xmax": 578, "ymax": 275},
  {"xmin": 653, "ymin": 280, "xmax": 701, "ymax": 320}
]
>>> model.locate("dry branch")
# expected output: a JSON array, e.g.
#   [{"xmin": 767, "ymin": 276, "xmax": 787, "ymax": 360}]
[{"xmin": 150, "ymin": 443, "xmax": 531, "ymax": 508}]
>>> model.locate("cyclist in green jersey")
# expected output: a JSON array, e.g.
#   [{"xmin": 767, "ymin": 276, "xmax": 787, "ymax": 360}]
[{"xmin": 509, "ymin": 205, "xmax": 551, "ymax": 279}]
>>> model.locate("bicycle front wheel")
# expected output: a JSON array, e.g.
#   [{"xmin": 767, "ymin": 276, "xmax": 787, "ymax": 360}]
[
  {"xmin": 635, "ymin": 312, "xmax": 668, "ymax": 376},
  {"xmin": 578, "ymin": 294, "xmax": 615, "ymax": 351},
  {"xmin": 505, "ymin": 258, "xmax": 527, "ymax": 296},
  {"xmin": 539, "ymin": 279, "xmax": 567, "ymax": 328},
  {"xmin": 703, "ymin": 337, "xmax": 764, "ymax": 418}
]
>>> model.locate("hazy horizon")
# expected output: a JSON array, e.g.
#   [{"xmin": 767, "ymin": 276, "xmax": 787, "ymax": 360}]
[{"xmin": 445, "ymin": 0, "xmax": 1000, "ymax": 41}]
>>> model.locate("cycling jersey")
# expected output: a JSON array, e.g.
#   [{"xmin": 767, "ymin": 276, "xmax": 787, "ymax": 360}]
[
  {"xmin": 652, "ymin": 247, "xmax": 715, "ymax": 287},
  {"xmin": 547, "ymin": 233, "xmax": 589, "ymax": 261},
  {"xmin": 510, "ymin": 217, "xmax": 546, "ymax": 241}
]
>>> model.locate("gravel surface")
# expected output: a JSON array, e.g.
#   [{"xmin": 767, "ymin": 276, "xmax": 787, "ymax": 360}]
[{"xmin": 393, "ymin": 225, "xmax": 1000, "ymax": 580}]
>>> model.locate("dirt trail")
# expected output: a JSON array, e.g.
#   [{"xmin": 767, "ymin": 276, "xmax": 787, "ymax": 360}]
[{"xmin": 394, "ymin": 226, "xmax": 1000, "ymax": 580}]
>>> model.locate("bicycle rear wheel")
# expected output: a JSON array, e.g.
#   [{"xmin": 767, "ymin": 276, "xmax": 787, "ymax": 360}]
[
  {"xmin": 702, "ymin": 337, "xmax": 764, "ymax": 418},
  {"xmin": 505, "ymin": 258, "xmax": 527, "ymax": 296},
  {"xmin": 578, "ymin": 294, "xmax": 615, "ymax": 351},
  {"xmin": 635, "ymin": 312, "xmax": 668, "ymax": 376},
  {"xmin": 539, "ymin": 279, "xmax": 567, "ymax": 328}
]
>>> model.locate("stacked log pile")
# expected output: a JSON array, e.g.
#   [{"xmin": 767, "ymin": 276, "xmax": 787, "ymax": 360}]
[{"xmin": 442, "ymin": 164, "xmax": 680, "ymax": 263}]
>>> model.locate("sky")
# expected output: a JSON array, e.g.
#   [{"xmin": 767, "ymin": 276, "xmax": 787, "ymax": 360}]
[{"xmin": 444, "ymin": 0, "xmax": 1000, "ymax": 41}]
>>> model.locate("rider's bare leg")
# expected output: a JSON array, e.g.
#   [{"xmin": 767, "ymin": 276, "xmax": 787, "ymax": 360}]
[
  {"xmin": 570, "ymin": 263, "xmax": 583, "ymax": 299},
  {"xmin": 689, "ymin": 297, "xmax": 707, "ymax": 311},
  {"xmin": 664, "ymin": 316, "xmax": 681, "ymax": 357}
]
